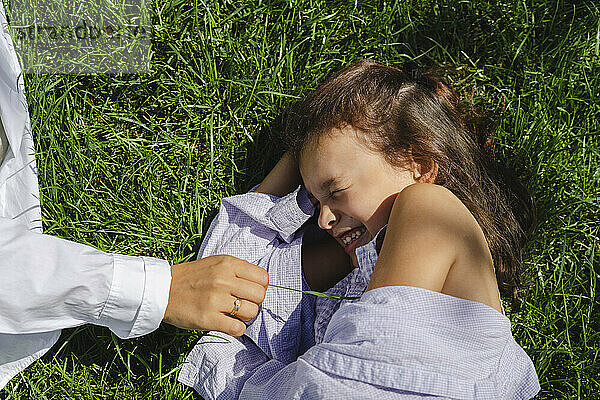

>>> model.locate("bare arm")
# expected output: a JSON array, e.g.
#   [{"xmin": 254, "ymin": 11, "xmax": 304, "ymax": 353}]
[
  {"xmin": 254, "ymin": 152, "xmax": 301, "ymax": 197},
  {"xmin": 366, "ymin": 183, "xmax": 458, "ymax": 293},
  {"xmin": 366, "ymin": 183, "xmax": 502, "ymax": 312}
]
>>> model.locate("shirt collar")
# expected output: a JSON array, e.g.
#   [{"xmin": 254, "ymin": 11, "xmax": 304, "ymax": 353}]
[{"xmin": 353, "ymin": 225, "xmax": 388, "ymax": 280}]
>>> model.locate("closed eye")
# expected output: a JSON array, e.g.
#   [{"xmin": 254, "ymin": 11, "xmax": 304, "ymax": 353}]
[{"xmin": 329, "ymin": 187, "xmax": 348, "ymax": 199}]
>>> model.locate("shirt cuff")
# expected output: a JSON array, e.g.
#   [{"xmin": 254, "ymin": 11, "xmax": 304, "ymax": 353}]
[
  {"xmin": 266, "ymin": 185, "xmax": 315, "ymax": 243},
  {"xmin": 130, "ymin": 256, "xmax": 172, "ymax": 337},
  {"xmin": 99, "ymin": 254, "xmax": 171, "ymax": 339}
]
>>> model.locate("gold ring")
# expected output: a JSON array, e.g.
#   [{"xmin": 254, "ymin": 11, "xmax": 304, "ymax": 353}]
[{"xmin": 230, "ymin": 297, "xmax": 241, "ymax": 316}]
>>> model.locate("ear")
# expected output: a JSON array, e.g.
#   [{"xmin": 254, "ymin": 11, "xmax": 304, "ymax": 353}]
[{"xmin": 410, "ymin": 157, "xmax": 438, "ymax": 183}]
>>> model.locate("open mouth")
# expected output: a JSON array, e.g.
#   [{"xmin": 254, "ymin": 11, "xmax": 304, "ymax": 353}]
[{"xmin": 338, "ymin": 226, "xmax": 368, "ymax": 253}]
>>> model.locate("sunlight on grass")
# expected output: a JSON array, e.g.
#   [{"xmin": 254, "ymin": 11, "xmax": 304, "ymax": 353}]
[{"xmin": 2, "ymin": 0, "xmax": 598, "ymax": 398}]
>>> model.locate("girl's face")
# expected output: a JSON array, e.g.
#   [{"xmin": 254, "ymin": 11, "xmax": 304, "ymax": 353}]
[{"xmin": 299, "ymin": 125, "xmax": 417, "ymax": 267}]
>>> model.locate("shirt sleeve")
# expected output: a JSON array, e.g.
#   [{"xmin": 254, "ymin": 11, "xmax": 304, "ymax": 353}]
[
  {"xmin": 0, "ymin": 217, "xmax": 172, "ymax": 339},
  {"xmin": 196, "ymin": 184, "xmax": 315, "ymax": 261},
  {"xmin": 179, "ymin": 185, "xmax": 317, "ymax": 398}
]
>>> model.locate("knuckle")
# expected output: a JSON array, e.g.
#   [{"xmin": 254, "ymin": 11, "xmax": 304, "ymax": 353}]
[
  {"xmin": 230, "ymin": 321, "xmax": 245, "ymax": 337},
  {"xmin": 248, "ymin": 302, "xmax": 259, "ymax": 319},
  {"xmin": 207, "ymin": 275, "xmax": 229, "ymax": 292},
  {"xmin": 211, "ymin": 255, "xmax": 227, "ymax": 267},
  {"xmin": 212, "ymin": 275, "xmax": 227, "ymax": 288},
  {"xmin": 220, "ymin": 254, "xmax": 235, "ymax": 264},
  {"xmin": 205, "ymin": 293, "xmax": 220, "ymax": 308},
  {"xmin": 218, "ymin": 256, "xmax": 236, "ymax": 273}
]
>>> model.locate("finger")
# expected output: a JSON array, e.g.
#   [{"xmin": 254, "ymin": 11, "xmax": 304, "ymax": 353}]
[
  {"xmin": 227, "ymin": 297, "xmax": 259, "ymax": 322},
  {"xmin": 234, "ymin": 262, "xmax": 269, "ymax": 288},
  {"xmin": 210, "ymin": 313, "xmax": 246, "ymax": 337},
  {"xmin": 231, "ymin": 280, "xmax": 267, "ymax": 305}
]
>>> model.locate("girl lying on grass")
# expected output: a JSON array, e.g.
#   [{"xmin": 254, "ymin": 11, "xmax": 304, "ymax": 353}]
[{"xmin": 178, "ymin": 59, "xmax": 541, "ymax": 399}]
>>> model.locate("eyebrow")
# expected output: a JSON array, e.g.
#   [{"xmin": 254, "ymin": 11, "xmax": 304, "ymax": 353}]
[{"xmin": 306, "ymin": 177, "xmax": 342, "ymax": 198}]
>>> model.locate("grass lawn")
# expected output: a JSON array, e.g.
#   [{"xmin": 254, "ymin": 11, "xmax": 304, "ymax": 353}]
[{"xmin": 3, "ymin": 0, "xmax": 599, "ymax": 398}]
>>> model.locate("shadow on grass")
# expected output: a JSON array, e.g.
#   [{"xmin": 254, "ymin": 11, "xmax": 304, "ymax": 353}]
[
  {"xmin": 37, "ymin": 324, "xmax": 203, "ymax": 398},
  {"xmin": 26, "ymin": 0, "xmax": 599, "ymax": 398},
  {"xmin": 236, "ymin": 112, "xmax": 288, "ymax": 193},
  {"xmin": 33, "ymin": 115, "xmax": 292, "ymax": 398}
]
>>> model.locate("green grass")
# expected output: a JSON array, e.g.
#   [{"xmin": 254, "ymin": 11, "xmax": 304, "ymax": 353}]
[{"xmin": 3, "ymin": 0, "xmax": 599, "ymax": 398}]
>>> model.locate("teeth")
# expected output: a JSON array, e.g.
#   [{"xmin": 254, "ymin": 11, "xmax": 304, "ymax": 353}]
[{"xmin": 341, "ymin": 227, "xmax": 366, "ymax": 246}]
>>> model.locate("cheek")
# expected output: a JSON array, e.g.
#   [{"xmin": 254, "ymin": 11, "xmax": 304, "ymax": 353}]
[
  {"xmin": 367, "ymin": 171, "xmax": 414, "ymax": 226},
  {"xmin": 365, "ymin": 192, "xmax": 398, "ymax": 233},
  {"xmin": 338, "ymin": 196, "xmax": 374, "ymax": 228}
]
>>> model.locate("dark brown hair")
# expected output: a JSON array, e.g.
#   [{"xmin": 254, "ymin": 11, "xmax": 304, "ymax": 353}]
[{"xmin": 285, "ymin": 59, "xmax": 535, "ymax": 304}]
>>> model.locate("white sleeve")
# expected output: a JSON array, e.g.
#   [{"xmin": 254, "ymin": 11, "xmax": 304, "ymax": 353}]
[{"xmin": 0, "ymin": 217, "xmax": 172, "ymax": 339}]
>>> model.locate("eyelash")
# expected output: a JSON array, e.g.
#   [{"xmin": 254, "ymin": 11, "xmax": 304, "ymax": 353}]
[
  {"xmin": 308, "ymin": 188, "xmax": 347, "ymax": 211},
  {"xmin": 329, "ymin": 188, "xmax": 347, "ymax": 199}
]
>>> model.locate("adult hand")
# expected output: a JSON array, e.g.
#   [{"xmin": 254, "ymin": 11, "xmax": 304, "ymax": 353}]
[{"xmin": 163, "ymin": 255, "xmax": 268, "ymax": 337}]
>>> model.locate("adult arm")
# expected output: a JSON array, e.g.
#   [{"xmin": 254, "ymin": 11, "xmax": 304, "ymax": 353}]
[
  {"xmin": 0, "ymin": 218, "xmax": 268, "ymax": 338},
  {"xmin": 0, "ymin": 217, "xmax": 170, "ymax": 339}
]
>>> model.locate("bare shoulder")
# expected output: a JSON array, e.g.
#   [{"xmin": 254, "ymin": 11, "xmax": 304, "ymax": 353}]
[
  {"xmin": 367, "ymin": 183, "xmax": 491, "ymax": 293},
  {"xmin": 393, "ymin": 183, "xmax": 486, "ymax": 245},
  {"xmin": 394, "ymin": 183, "xmax": 468, "ymax": 220}
]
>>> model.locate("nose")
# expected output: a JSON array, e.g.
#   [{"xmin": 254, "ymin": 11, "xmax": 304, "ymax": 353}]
[{"xmin": 317, "ymin": 204, "xmax": 338, "ymax": 230}]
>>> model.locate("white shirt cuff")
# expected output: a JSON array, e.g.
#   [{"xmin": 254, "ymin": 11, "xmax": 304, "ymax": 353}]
[
  {"xmin": 130, "ymin": 256, "xmax": 172, "ymax": 337},
  {"xmin": 99, "ymin": 254, "xmax": 171, "ymax": 339}
]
